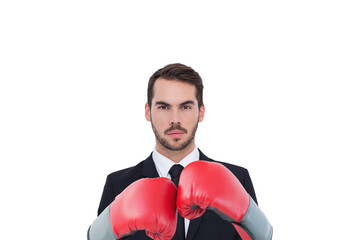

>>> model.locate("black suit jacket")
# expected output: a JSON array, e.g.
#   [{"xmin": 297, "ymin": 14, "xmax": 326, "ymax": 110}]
[{"xmin": 97, "ymin": 150, "xmax": 257, "ymax": 240}]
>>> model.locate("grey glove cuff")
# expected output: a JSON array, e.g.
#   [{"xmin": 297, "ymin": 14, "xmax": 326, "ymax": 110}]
[
  {"xmin": 239, "ymin": 197, "xmax": 273, "ymax": 240},
  {"xmin": 88, "ymin": 205, "xmax": 117, "ymax": 240}
]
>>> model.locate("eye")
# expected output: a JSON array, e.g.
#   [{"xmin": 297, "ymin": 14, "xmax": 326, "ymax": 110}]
[
  {"xmin": 182, "ymin": 105, "xmax": 192, "ymax": 110},
  {"xmin": 158, "ymin": 105, "xmax": 168, "ymax": 110}
]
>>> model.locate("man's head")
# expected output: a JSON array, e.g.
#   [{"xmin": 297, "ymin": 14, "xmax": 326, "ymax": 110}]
[
  {"xmin": 145, "ymin": 63, "xmax": 205, "ymax": 154},
  {"xmin": 147, "ymin": 63, "xmax": 204, "ymax": 109}
]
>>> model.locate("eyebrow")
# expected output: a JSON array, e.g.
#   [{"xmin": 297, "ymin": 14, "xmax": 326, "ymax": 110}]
[
  {"xmin": 154, "ymin": 101, "xmax": 170, "ymax": 106},
  {"xmin": 154, "ymin": 100, "xmax": 195, "ymax": 106},
  {"xmin": 180, "ymin": 101, "xmax": 195, "ymax": 106}
]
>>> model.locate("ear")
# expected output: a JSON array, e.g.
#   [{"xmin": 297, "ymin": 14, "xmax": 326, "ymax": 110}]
[
  {"xmin": 145, "ymin": 102, "xmax": 151, "ymax": 122},
  {"xmin": 198, "ymin": 104, "xmax": 205, "ymax": 122}
]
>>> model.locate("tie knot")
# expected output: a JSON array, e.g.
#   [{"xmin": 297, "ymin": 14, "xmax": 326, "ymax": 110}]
[{"xmin": 169, "ymin": 164, "xmax": 184, "ymax": 179}]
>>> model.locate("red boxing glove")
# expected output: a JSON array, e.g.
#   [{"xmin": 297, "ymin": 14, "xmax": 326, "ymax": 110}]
[
  {"xmin": 111, "ymin": 177, "xmax": 177, "ymax": 239},
  {"xmin": 177, "ymin": 161, "xmax": 272, "ymax": 240},
  {"xmin": 88, "ymin": 177, "xmax": 177, "ymax": 240}
]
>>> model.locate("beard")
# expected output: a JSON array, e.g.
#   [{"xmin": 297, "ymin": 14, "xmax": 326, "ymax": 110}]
[{"xmin": 151, "ymin": 121, "xmax": 199, "ymax": 151}]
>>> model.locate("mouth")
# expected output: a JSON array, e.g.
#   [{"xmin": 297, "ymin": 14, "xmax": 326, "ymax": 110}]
[{"xmin": 167, "ymin": 130, "xmax": 185, "ymax": 138}]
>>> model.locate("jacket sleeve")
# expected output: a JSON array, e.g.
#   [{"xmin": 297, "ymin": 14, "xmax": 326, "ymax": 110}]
[
  {"xmin": 242, "ymin": 168, "xmax": 258, "ymax": 205},
  {"xmin": 97, "ymin": 175, "xmax": 116, "ymax": 216}
]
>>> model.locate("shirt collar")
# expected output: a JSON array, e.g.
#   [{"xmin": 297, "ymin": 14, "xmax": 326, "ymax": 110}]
[{"xmin": 152, "ymin": 146, "xmax": 200, "ymax": 178}]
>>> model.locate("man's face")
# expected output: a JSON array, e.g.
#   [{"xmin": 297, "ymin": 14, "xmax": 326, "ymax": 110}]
[{"xmin": 145, "ymin": 78, "xmax": 205, "ymax": 151}]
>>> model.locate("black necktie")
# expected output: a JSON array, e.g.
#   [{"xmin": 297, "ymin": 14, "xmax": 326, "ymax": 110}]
[{"xmin": 169, "ymin": 164, "xmax": 185, "ymax": 240}]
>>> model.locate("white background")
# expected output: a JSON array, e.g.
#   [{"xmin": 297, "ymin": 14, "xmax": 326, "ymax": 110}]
[{"xmin": 1, "ymin": 1, "xmax": 359, "ymax": 239}]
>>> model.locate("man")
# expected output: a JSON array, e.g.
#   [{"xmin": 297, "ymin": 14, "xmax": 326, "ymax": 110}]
[{"xmin": 88, "ymin": 63, "xmax": 272, "ymax": 240}]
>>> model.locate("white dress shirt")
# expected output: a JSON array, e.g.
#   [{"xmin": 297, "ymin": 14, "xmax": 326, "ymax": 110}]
[{"xmin": 152, "ymin": 146, "xmax": 200, "ymax": 238}]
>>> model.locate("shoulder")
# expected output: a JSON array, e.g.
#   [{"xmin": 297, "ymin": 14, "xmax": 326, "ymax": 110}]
[
  {"xmin": 199, "ymin": 150, "xmax": 249, "ymax": 180},
  {"xmin": 105, "ymin": 156, "xmax": 154, "ymax": 194},
  {"xmin": 206, "ymin": 158, "xmax": 250, "ymax": 182},
  {"xmin": 108, "ymin": 161, "xmax": 145, "ymax": 181}
]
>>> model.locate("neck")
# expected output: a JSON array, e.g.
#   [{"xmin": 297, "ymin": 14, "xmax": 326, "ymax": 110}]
[{"xmin": 156, "ymin": 142, "xmax": 195, "ymax": 163}]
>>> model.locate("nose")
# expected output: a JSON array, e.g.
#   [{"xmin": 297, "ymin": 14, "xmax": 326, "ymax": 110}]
[
  {"xmin": 169, "ymin": 109, "xmax": 181, "ymax": 126},
  {"xmin": 171, "ymin": 121, "xmax": 181, "ymax": 126}
]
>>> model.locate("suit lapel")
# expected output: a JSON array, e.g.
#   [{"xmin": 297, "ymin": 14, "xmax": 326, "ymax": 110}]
[
  {"xmin": 185, "ymin": 217, "xmax": 202, "ymax": 240},
  {"xmin": 198, "ymin": 149, "xmax": 213, "ymax": 163},
  {"xmin": 172, "ymin": 232, "xmax": 181, "ymax": 240},
  {"xmin": 141, "ymin": 154, "xmax": 160, "ymax": 178}
]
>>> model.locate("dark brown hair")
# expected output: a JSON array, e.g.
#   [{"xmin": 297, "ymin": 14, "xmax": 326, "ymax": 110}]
[{"xmin": 147, "ymin": 63, "xmax": 204, "ymax": 108}]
